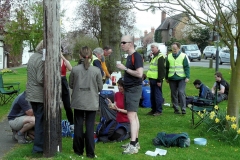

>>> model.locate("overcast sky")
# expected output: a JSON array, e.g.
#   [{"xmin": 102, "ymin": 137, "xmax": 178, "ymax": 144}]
[{"xmin": 61, "ymin": 1, "xmax": 162, "ymax": 37}]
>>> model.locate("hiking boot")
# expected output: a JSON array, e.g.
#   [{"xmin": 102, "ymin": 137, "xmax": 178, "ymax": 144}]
[
  {"xmin": 15, "ymin": 134, "xmax": 32, "ymax": 144},
  {"xmin": 174, "ymin": 110, "xmax": 181, "ymax": 114},
  {"xmin": 121, "ymin": 142, "xmax": 140, "ymax": 150},
  {"xmin": 153, "ymin": 112, "xmax": 162, "ymax": 116},
  {"xmin": 146, "ymin": 110, "xmax": 154, "ymax": 115},
  {"xmin": 122, "ymin": 144, "xmax": 138, "ymax": 154}
]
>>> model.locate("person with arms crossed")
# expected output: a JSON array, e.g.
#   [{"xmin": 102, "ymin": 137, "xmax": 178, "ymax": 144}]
[
  {"xmin": 117, "ymin": 35, "xmax": 143, "ymax": 154},
  {"xmin": 8, "ymin": 91, "xmax": 35, "ymax": 144},
  {"xmin": 165, "ymin": 42, "xmax": 190, "ymax": 115},
  {"xmin": 92, "ymin": 47, "xmax": 105, "ymax": 78}
]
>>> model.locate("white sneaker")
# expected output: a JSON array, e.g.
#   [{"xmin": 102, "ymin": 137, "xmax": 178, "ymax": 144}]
[
  {"xmin": 69, "ymin": 125, "xmax": 74, "ymax": 131},
  {"xmin": 121, "ymin": 142, "xmax": 140, "ymax": 149},
  {"xmin": 122, "ymin": 144, "xmax": 138, "ymax": 154}
]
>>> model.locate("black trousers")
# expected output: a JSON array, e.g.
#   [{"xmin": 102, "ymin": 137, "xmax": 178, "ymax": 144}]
[
  {"xmin": 61, "ymin": 76, "xmax": 73, "ymax": 124},
  {"xmin": 73, "ymin": 109, "xmax": 96, "ymax": 158}
]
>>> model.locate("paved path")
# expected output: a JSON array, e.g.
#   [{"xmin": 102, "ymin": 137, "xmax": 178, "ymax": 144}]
[{"xmin": 0, "ymin": 118, "xmax": 16, "ymax": 159}]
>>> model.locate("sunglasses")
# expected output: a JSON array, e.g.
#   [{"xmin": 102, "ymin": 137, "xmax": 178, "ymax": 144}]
[{"xmin": 121, "ymin": 41, "xmax": 131, "ymax": 44}]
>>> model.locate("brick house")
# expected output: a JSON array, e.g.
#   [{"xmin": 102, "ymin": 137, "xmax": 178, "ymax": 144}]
[{"xmin": 156, "ymin": 11, "xmax": 189, "ymax": 43}]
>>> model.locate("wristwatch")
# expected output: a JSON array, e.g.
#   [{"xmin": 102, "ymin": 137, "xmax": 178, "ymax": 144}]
[{"xmin": 124, "ymin": 68, "xmax": 128, "ymax": 71}]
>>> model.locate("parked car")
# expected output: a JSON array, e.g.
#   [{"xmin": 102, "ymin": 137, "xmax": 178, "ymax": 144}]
[
  {"xmin": 180, "ymin": 44, "xmax": 201, "ymax": 61},
  {"xmin": 202, "ymin": 46, "xmax": 220, "ymax": 60},
  {"xmin": 218, "ymin": 46, "xmax": 237, "ymax": 65}
]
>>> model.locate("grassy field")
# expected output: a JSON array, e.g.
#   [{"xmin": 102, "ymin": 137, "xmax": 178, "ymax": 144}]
[{"xmin": 1, "ymin": 63, "xmax": 238, "ymax": 160}]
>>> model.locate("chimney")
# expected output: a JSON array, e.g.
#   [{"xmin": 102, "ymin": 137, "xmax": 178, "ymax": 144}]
[
  {"xmin": 151, "ymin": 27, "xmax": 155, "ymax": 33},
  {"xmin": 161, "ymin": 11, "xmax": 166, "ymax": 24},
  {"xmin": 144, "ymin": 30, "xmax": 148, "ymax": 37}
]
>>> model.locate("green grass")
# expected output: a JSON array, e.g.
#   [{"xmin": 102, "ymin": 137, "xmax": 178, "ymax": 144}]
[{"xmin": 1, "ymin": 64, "xmax": 238, "ymax": 160}]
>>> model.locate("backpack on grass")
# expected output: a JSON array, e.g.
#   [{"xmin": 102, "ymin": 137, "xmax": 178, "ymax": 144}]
[
  {"xmin": 152, "ymin": 132, "xmax": 190, "ymax": 148},
  {"xmin": 96, "ymin": 117, "xmax": 130, "ymax": 142},
  {"xmin": 61, "ymin": 120, "xmax": 71, "ymax": 137}
]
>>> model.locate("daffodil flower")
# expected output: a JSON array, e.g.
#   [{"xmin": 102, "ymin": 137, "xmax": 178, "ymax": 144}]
[
  {"xmin": 226, "ymin": 115, "xmax": 230, "ymax": 121},
  {"xmin": 231, "ymin": 123, "xmax": 237, "ymax": 130},
  {"xmin": 214, "ymin": 105, "xmax": 219, "ymax": 110},
  {"xmin": 230, "ymin": 116, "xmax": 236, "ymax": 122},
  {"xmin": 215, "ymin": 118, "xmax": 220, "ymax": 123}
]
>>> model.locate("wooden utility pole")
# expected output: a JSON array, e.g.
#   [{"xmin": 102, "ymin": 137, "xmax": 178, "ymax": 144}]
[{"xmin": 43, "ymin": 0, "xmax": 62, "ymax": 157}]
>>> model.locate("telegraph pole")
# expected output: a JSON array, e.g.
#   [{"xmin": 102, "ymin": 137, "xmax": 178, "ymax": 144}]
[{"xmin": 43, "ymin": 0, "xmax": 62, "ymax": 157}]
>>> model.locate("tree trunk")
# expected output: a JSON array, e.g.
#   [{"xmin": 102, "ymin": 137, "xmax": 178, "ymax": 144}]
[
  {"xmin": 43, "ymin": 0, "xmax": 62, "ymax": 157},
  {"xmin": 100, "ymin": 0, "xmax": 121, "ymax": 74}
]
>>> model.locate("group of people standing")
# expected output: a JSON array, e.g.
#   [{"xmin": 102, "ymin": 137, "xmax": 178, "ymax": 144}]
[
  {"xmin": 146, "ymin": 42, "xmax": 190, "ymax": 116},
  {"xmin": 8, "ymin": 36, "xmax": 230, "ymax": 158}
]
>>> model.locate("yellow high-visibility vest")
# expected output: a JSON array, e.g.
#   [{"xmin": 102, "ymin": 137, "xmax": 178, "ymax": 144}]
[
  {"xmin": 168, "ymin": 53, "xmax": 186, "ymax": 78},
  {"xmin": 147, "ymin": 54, "xmax": 164, "ymax": 79}
]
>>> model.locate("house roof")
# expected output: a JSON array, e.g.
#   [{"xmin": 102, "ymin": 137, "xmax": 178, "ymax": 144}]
[{"xmin": 156, "ymin": 13, "xmax": 187, "ymax": 30}]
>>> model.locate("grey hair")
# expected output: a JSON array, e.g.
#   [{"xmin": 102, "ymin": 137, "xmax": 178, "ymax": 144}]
[
  {"xmin": 151, "ymin": 43, "xmax": 159, "ymax": 49},
  {"xmin": 35, "ymin": 40, "xmax": 44, "ymax": 53},
  {"xmin": 93, "ymin": 47, "xmax": 104, "ymax": 55}
]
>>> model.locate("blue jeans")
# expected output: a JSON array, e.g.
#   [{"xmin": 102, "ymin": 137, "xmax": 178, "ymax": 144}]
[
  {"xmin": 31, "ymin": 102, "xmax": 44, "ymax": 153},
  {"xmin": 149, "ymin": 79, "xmax": 164, "ymax": 113}
]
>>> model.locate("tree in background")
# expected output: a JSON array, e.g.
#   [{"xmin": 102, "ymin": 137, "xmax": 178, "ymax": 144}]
[
  {"xmin": 154, "ymin": 30, "xmax": 162, "ymax": 43},
  {"xmin": 130, "ymin": 0, "xmax": 240, "ymax": 124},
  {"xmin": 74, "ymin": 0, "xmax": 136, "ymax": 73}
]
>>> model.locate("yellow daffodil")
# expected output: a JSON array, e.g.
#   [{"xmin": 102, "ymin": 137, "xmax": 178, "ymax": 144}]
[
  {"xmin": 237, "ymin": 129, "xmax": 240, "ymax": 135},
  {"xmin": 226, "ymin": 115, "xmax": 231, "ymax": 121},
  {"xmin": 210, "ymin": 115, "xmax": 214, "ymax": 120},
  {"xmin": 198, "ymin": 111, "xmax": 201, "ymax": 116},
  {"xmin": 214, "ymin": 105, "xmax": 219, "ymax": 110},
  {"xmin": 231, "ymin": 123, "xmax": 237, "ymax": 130},
  {"xmin": 203, "ymin": 109, "xmax": 206, "ymax": 113},
  {"xmin": 230, "ymin": 116, "xmax": 236, "ymax": 122},
  {"xmin": 215, "ymin": 118, "xmax": 220, "ymax": 123},
  {"xmin": 210, "ymin": 111, "xmax": 215, "ymax": 117}
]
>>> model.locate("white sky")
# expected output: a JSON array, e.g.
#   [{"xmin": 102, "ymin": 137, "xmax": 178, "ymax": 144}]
[{"xmin": 61, "ymin": 1, "xmax": 162, "ymax": 37}]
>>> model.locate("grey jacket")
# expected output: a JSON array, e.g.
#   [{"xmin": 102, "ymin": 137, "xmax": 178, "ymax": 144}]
[
  {"xmin": 69, "ymin": 64, "xmax": 103, "ymax": 111},
  {"xmin": 26, "ymin": 52, "xmax": 44, "ymax": 103}
]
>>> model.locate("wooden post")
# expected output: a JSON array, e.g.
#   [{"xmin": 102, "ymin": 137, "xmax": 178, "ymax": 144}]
[
  {"xmin": 209, "ymin": 59, "xmax": 213, "ymax": 68},
  {"xmin": 43, "ymin": 0, "xmax": 62, "ymax": 157}
]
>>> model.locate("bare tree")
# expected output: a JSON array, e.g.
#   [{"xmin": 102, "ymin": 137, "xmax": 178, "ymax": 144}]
[{"xmin": 130, "ymin": 0, "xmax": 240, "ymax": 123}]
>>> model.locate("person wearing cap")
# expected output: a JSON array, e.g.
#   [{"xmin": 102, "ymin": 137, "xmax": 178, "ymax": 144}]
[{"xmin": 146, "ymin": 43, "xmax": 165, "ymax": 116}]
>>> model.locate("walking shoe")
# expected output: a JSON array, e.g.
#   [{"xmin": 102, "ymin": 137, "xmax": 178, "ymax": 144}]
[
  {"xmin": 153, "ymin": 112, "xmax": 162, "ymax": 116},
  {"xmin": 69, "ymin": 124, "xmax": 74, "ymax": 131},
  {"xmin": 15, "ymin": 134, "xmax": 32, "ymax": 144},
  {"xmin": 121, "ymin": 142, "xmax": 140, "ymax": 150},
  {"xmin": 122, "ymin": 144, "xmax": 138, "ymax": 154},
  {"xmin": 146, "ymin": 110, "xmax": 154, "ymax": 115},
  {"xmin": 174, "ymin": 110, "xmax": 181, "ymax": 114},
  {"xmin": 12, "ymin": 130, "xmax": 17, "ymax": 141}
]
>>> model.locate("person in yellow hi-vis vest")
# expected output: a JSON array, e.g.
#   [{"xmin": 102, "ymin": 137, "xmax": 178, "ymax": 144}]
[
  {"xmin": 146, "ymin": 43, "xmax": 166, "ymax": 116},
  {"xmin": 165, "ymin": 42, "xmax": 190, "ymax": 115}
]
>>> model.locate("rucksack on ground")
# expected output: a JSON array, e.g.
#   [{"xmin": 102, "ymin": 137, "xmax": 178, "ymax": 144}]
[
  {"xmin": 61, "ymin": 120, "xmax": 71, "ymax": 137},
  {"xmin": 96, "ymin": 117, "xmax": 130, "ymax": 142},
  {"xmin": 152, "ymin": 132, "xmax": 190, "ymax": 148}
]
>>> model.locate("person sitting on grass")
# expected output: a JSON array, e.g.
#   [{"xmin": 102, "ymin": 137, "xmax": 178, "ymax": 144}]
[
  {"xmin": 106, "ymin": 78, "xmax": 130, "ymax": 133},
  {"xmin": 139, "ymin": 74, "xmax": 151, "ymax": 108},
  {"xmin": 186, "ymin": 79, "xmax": 213, "ymax": 106},
  {"xmin": 7, "ymin": 91, "xmax": 35, "ymax": 144},
  {"xmin": 211, "ymin": 72, "xmax": 230, "ymax": 103}
]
